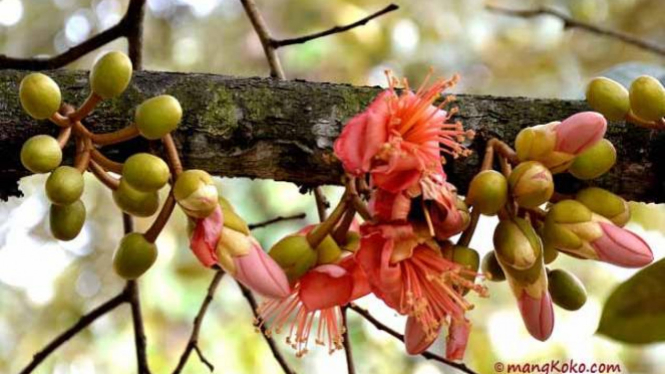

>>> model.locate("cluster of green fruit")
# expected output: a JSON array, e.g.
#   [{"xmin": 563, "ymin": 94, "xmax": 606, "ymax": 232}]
[
  {"xmin": 17, "ymin": 50, "xmax": 202, "ymax": 281},
  {"xmin": 587, "ymin": 75, "xmax": 665, "ymax": 125}
]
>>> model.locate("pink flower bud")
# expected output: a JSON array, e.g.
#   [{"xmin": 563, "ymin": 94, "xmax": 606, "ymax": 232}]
[
  {"xmin": 446, "ymin": 318, "xmax": 471, "ymax": 361},
  {"xmin": 518, "ymin": 290, "xmax": 554, "ymax": 341},
  {"xmin": 591, "ymin": 222, "xmax": 653, "ymax": 268},
  {"xmin": 189, "ymin": 205, "xmax": 223, "ymax": 267},
  {"xmin": 555, "ymin": 112, "xmax": 606, "ymax": 155},
  {"xmin": 299, "ymin": 264, "xmax": 354, "ymax": 311},
  {"xmin": 405, "ymin": 316, "xmax": 437, "ymax": 355},
  {"xmin": 233, "ymin": 237, "xmax": 291, "ymax": 299}
]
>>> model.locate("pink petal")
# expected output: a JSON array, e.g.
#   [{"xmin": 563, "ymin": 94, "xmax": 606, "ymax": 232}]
[
  {"xmin": 517, "ymin": 290, "xmax": 554, "ymax": 341},
  {"xmin": 339, "ymin": 255, "xmax": 371, "ymax": 300},
  {"xmin": 371, "ymin": 168, "xmax": 422, "ymax": 193},
  {"xmin": 369, "ymin": 189, "xmax": 412, "ymax": 222},
  {"xmin": 405, "ymin": 316, "xmax": 437, "ymax": 354},
  {"xmin": 189, "ymin": 206, "xmax": 223, "ymax": 267},
  {"xmin": 234, "ymin": 237, "xmax": 291, "ymax": 298},
  {"xmin": 555, "ymin": 112, "xmax": 607, "ymax": 154},
  {"xmin": 299, "ymin": 264, "xmax": 353, "ymax": 311},
  {"xmin": 446, "ymin": 318, "xmax": 471, "ymax": 361},
  {"xmin": 591, "ymin": 222, "xmax": 653, "ymax": 268}
]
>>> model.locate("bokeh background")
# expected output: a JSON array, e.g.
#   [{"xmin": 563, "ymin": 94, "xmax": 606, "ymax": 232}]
[{"xmin": 1, "ymin": 0, "xmax": 665, "ymax": 373}]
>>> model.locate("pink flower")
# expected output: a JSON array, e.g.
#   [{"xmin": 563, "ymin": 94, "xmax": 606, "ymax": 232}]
[
  {"xmin": 517, "ymin": 290, "xmax": 554, "ymax": 341},
  {"xmin": 230, "ymin": 236, "xmax": 291, "ymax": 299},
  {"xmin": 591, "ymin": 222, "xmax": 653, "ymax": 268},
  {"xmin": 334, "ymin": 73, "xmax": 472, "ymax": 193},
  {"xmin": 189, "ymin": 205, "xmax": 223, "ymax": 267},
  {"xmin": 420, "ymin": 173, "xmax": 467, "ymax": 240},
  {"xmin": 555, "ymin": 112, "xmax": 606, "ymax": 155}
]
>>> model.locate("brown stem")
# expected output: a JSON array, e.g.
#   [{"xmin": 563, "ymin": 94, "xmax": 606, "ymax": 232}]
[
  {"xmin": 341, "ymin": 306, "xmax": 356, "ymax": 374},
  {"xmin": 91, "ymin": 148, "xmax": 124, "ymax": 174},
  {"xmin": 89, "ymin": 160, "xmax": 120, "ymax": 190},
  {"xmin": 239, "ymin": 0, "xmax": 286, "ymax": 79},
  {"xmin": 625, "ymin": 112, "xmax": 665, "ymax": 129},
  {"xmin": 69, "ymin": 92, "xmax": 102, "ymax": 123},
  {"xmin": 498, "ymin": 154, "xmax": 512, "ymax": 177},
  {"xmin": 237, "ymin": 282, "xmax": 297, "ymax": 374},
  {"xmin": 346, "ymin": 176, "xmax": 373, "ymax": 222},
  {"xmin": 172, "ymin": 270, "xmax": 225, "ymax": 374},
  {"xmin": 74, "ymin": 137, "xmax": 92, "ymax": 173},
  {"xmin": 272, "ymin": 4, "xmax": 399, "ymax": 48},
  {"xmin": 348, "ymin": 304, "xmax": 479, "ymax": 374},
  {"xmin": 313, "ymin": 186, "xmax": 329, "ymax": 221},
  {"xmin": 332, "ymin": 205, "xmax": 356, "ymax": 245},
  {"xmin": 144, "ymin": 193, "xmax": 176, "ymax": 243},
  {"xmin": 489, "ymin": 138, "xmax": 518, "ymax": 164},
  {"xmin": 126, "ymin": 0, "xmax": 146, "ymax": 69},
  {"xmin": 50, "ymin": 112, "xmax": 71, "ymax": 127},
  {"xmin": 486, "ymin": 4, "xmax": 665, "ymax": 57},
  {"xmin": 457, "ymin": 208, "xmax": 480, "ymax": 247},
  {"xmin": 91, "ymin": 124, "xmax": 141, "ymax": 146},
  {"xmin": 480, "ymin": 139, "xmax": 495, "ymax": 171},
  {"xmin": 127, "ymin": 280, "xmax": 151, "ymax": 374},
  {"xmin": 56, "ymin": 126, "xmax": 72, "ymax": 148},
  {"xmin": 248, "ymin": 213, "xmax": 307, "ymax": 230},
  {"xmin": 162, "ymin": 134, "xmax": 184, "ymax": 176},
  {"xmin": 306, "ymin": 193, "xmax": 349, "ymax": 248}
]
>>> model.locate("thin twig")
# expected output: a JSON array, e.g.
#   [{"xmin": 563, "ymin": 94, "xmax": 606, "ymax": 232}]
[
  {"xmin": 239, "ymin": 0, "xmax": 286, "ymax": 78},
  {"xmin": 126, "ymin": 0, "xmax": 147, "ymax": 69},
  {"xmin": 486, "ymin": 4, "xmax": 665, "ymax": 57},
  {"xmin": 341, "ymin": 306, "xmax": 356, "ymax": 374},
  {"xmin": 313, "ymin": 186, "xmax": 329, "ymax": 221},
  {"xmin": 172, "ymin": 270, "xmax": 225, "ymax": 374},
  {"xmin": 17, "ymin": 291, "xmax": 128, "ymax": 374},
  {"xmin": 272, "ymin": 4, "xmax": 399, "ymax": 48},
  {"xmin": 348, "ymin": 304, "xmax": 479, "ymax": 374},
  {"xmin": 248, "ymin": 212, "xmax": 307, "ymax": 230},
  {"xmin": 237, "ymin": 282, "xmax": 297, "ymax": 374}
]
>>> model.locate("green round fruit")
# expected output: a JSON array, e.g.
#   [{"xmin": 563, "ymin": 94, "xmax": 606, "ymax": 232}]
[
  {"xmin": 135, "ymin": 95, "xmax": 182, "ymax": 140},
  {"xmin": 19, "ymin": 73, "xmax": 62, "ymax": 120},
  {"xmin": 90, "ymin": 51, "xmax": 133, "ymax": 99},
  {"xmin": 629, "ymin": 75, "xmax": 665, "ymax": 122},
  {"xmin": 122, "ymin": 153, "xmax": 170, "ymax": 192},
  {"xmin": 481, "ymin": 251, "xmax": 505, "ymax": 282},
  {"xmin": 585, "ymin": 77, "xmax": 630, "ymax": 121},
  {"xmin": 113, "ymin": 233, "xmax": 158, "ymax": 280},
  {"xmin": 569, "ymin": 139, "xmax": 616, "ymax": 180},
  {"xmin": 50, "ymin": 200, "xmax": 86, "ymax": 241},
  {"xmin": 20, "ymin": 135, "xmax": 62, "ymax": 173},
  {"xmin": 45, "ymin": 166, "xmax": 84, "ymax": 205},
  {"xmin": 466, "ymin": 170, "xmax": 508, "ymax": 216},
  {"xmin": 112, "ymin": 179, "xmax": 160, "ymax": 217},
  {"xmin": 548, "ymin": 269, "xmax": 587, "ymax": 311}
]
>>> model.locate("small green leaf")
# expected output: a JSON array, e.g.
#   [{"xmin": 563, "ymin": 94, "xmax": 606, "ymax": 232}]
[{"xmin": 597, "ymin": 259, "xmax": 665, "ymax": 344}]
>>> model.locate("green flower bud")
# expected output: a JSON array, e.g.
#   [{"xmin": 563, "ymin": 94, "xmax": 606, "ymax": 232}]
[
  {"xmin": 19, "ymin": 73, "xmax": 61, "ymax": 120},
  {"xmin": 316, "ymin": 234, "xmax": 343, "ymax": 265},
  {"xmin": 629, "ymin": 75, "xmax": 665, "ymax": 122},
  {"xmin": 575, "ymin": 187, "xmax": 630, "ymax": 227},
  {"xmin": 543, "ymin": 200, "xmax": 592, "ymax": 250},
  {"xmin": 90, "ymin": 51, "xmax": 133, "ymax": 99},
  {"xmin": 113, "ymin": 233, "xmax": 158, "ymax": 280},
  {"xmin": 547, "ymin": 269, "xmax": 587, "ymax": 311},
  {"xmin": 49, "ymin": 200, "xmax": 86, "ymax": 241},
  {"xmin": 508, "ymin": 161, "xmax": 554, "ymax": 209},
  {"xmin": 452, "ymin": 245, "xmax": 480, "ymax": 293},
  {"xmin": 269, "ymin": 235, "xmax": 318, "ymax": 283},
  {"xmin": 569, "ymin": 139, "xmax": 616, "ymax": 180},
  {"xmin": 515, "ymin": 123, "xmax": 557, "ymax": 162},
  {"xmin": 585, "ymin": 77, "xmax": 630, "ymax": 121},
  {"xmin": 481, "ymin": 251, "xmax": 505, "ymax": 282},
  {"xmin": 493, "ymin": 216, "xmax": 542, "ymax": 271},
  {"xmin": 174, "ymin": 170, "xmax": 218, "ymax": 218},
  {"xmin": 218, "ymin": 196, "xmax": 250, "ymax": 235},
  {"xmin": 466, "ymin": 170, "xmax": 508, "ymax": 216},
  {"xmin": 543, "ymin": 241, "xmax": 559, "ymax": 264},
  {"xmin": 135, "ymin": 95, "xmax": 182, "ymax": 140},
  {"xmin": 45, "ymin": 166, "xmax": 84, "ymax": 205},
  {"xmin": 122, "ymin": 153, "xmax": 170, "ymax": 192},
  {"xmin": 20, "ymin": 135, "xmax": 62, "ymax": 173},
  {"xmin": 113, "ymin": 179, "xmax": 160, "ymax": 217}
]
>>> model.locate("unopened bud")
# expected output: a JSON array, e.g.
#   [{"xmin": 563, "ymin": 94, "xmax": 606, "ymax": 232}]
[
  {"xmin": 466, "ymin": 170, "xmax": 508, "ymax": 216},
  {"xmin": 218, "ymin": 196, "xmax": 250, "ymax": 234},
  {"xmin": 174, "ymin": 170, "xmax": 218, "ymax": 218},
  {"xmin": 90, "ymin": 51, "xmax": 133, "ymax": 99},
  {"xmin": 515, "ymin": 123, "xmax": 557, "ymax": 162},
  {"xmin": 49, "ymin": 200, "xmax": 86, "ymax": 241},
  {"xmin": 493, "ymin": 216, "xmax": 542, "ymax": 271},
  {"xmin": 481, "ymin": 251, "xmax": 505, "ymax": 282},
  {"xmin": 269, "ymin": 235, "xmax": 318, "ymax": 283},
  {"xmin": 113, "ymin": 233, "xmax": 158, "ymax": 280},
  {"xmin": 575, "ymin": 187, "xmax": 630, "ymax": 227},
  {"xmin": 45, "ymin": 166, "xmax": 84, "ymax": 206},
  {"xmin": 629, "ymin": 75, "xmax": 665, "ymax": 122},
  {"xmin": 547, "ymin": 269, "xmax": 587, "ymax": 311},
  {"xmin": 135, "ymin": 95, "xmax": 182, "ymax": 140},
  {"xmin": 19, "ymin": 73, "xmax": 61, "ymax": 120},
  {"xmin": 113, "ymin": 179, "xmax": 160, "ymax": 217},
  {"xmin": 569, "ymin": 139, "xmax": 616, "ymax": 180},
  {"xmin": 20, "ymin": 135, "xmax": 62, "ymax": 174},
  {"xmin": 122, "ymin": 153, "xmax": 170, "ymax": 192},
  {"xmin": 508, "ymin": 161, "xmax": 554, "ymax": 209},
  {"xmin": 585, "ymin": 77, "xmax": 630, "ymax": 121}
]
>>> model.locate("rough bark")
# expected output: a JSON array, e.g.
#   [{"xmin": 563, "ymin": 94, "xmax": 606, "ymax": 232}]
[{"xmin": 1, "ymin": 70, "xmax": 663, "ymax": 202}]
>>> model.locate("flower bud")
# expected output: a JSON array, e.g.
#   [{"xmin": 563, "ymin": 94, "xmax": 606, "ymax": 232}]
[
  {"xmin": 316, "ymin": 234, "xmax": 343, "ymax": 265},
  {"xmin": 20, "ymin": 135, "xmax": 62, "ymax": 174},
  {"xmin": 49, "ymin": 200, "xmax": 86, "ymax": 241},
  {"xmin": 90, "ymin": 51, "xmax": 133, "ymax": 99},
  {"xmin": 556, "ymin": 112, "xmax": 607, "ymax": 155},
  {"xmin": 481, "ymin": 251, "xmax": 505, "ymax": 282},
  {"xmin": 569, "ymin": 139, "xmax": 616, "ymax": 180},
  {"xmin": 45, "ymin": 166, "xmax": 84, "ymax": 205},
  {"xmin": 547, "ymin": 269, "xmax": 587, "ymax": 311},
  {"xmin": 174, "ymin": 170, "xmax": 218, "ymax": 218},
  {"xmin": 575, "ymin": 187, "xmax": 630, "ymax": 227},
  {"xmin": 585, "ymin": 77, "xmax": 630, "ymax": 121},
  {"xmin": 113, "ymin": 179, "xmax": 160, "ymax": 217},
  {"xmin": 452, "ymin": 245, "xmax": 480, "ymax": 294},
  {"xmin": 189, "ymin": 206, "xmax": 223, "ymax": 267},
  {"xmin": 135, "ymin": 95, "xmax": 182, "ymax": 140},
  {"xmin": 493, "ymin": 216, "xmax": 542, "ymax": 272},
  {"xmin": 269, "ymin": 235, "xmax": 318, "ymax": 283},
  {"xmin": 466, "ymin": 170, "xmax": 508, "ymax": 216},
  {"xmin": 218, "ymin": 196, "xmax": 249, "ymax": 234},
  {"xmin": 113, "ymin": 233, "xmax": 158, "ymax": 280},
  {"xmin": 508, "ymin": 161, "xmax": 554, "ymax": 209},
  {"xmin": 19, "ymin": 73, "xmax": 61, "ymax": 120},
  {"xmin": 629, "ymin": 75, "xmax": 665, "ymax": 122},
  {"xmin": 515, "ymin": 123, "xmax": 557, "ymax": 162},
  {"xmin": 455, "ymin": 197, "xmax": 471, "ymax": 230},
  {"xmin": 122, "ymin": 153, "xmax": 170, "ymax": 192}
]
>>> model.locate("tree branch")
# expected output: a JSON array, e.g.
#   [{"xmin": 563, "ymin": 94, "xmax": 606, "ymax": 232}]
[
  {"xmin": 239, "ymin": 0, "xmax": 285, "ymax": 79},
  {"xmin": 248, "ymin": 213, "xmax": 307, "ymax": 230},
  {"xmin": 0, "ymin": 0, "xmax": 147, "ymax": 70},
  {"xmin": 486, "ymin": 4, "xmax": 665, "ymax": 57},
  {"xmin": 172, "ymin": 270, "xmax": 225, "ymax": 374},
  {"xmin": 341, "ymin": 306, "xmax": 356, "ymax": 374},
  {"xmin": 348, "ymin": 304, "xmax": 479, "ymax": 374},
  {"xmin": 272, "ymin": 4, "xmax": 399, "ymax": 48},
  {"xmin": 237, "ymin": 282, "xmax": 297, "ymax": 374}
]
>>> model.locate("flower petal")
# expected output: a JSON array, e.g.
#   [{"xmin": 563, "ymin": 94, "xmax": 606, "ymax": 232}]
[
  {"xmin": 446, "ymin": 318, "xmax": 471, "ymax": 361},
  {"xmin": 591, "ymin": 222, "xmax": 653, "ymax": 268},
  {"xmin": 405, "ymin": 316, "xmax": 437, "ymax": 354},
  {"xmin": 299, "ymin": 264, "xmax": 353, "ymax": 311},
  {"xmin": 555, "ymin": 112, "xmax": 606, "ymax": 155},
  {"xmin": 517, "ymin": 290, "xmax": 554, "ymax": 341},
  {"xmin": 189, "ymin": 206, "xmax": 223, "ymax": 267},
  {"xmin": 234, "ymin": 237, "xmax": 291, "ymax": 298}
]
